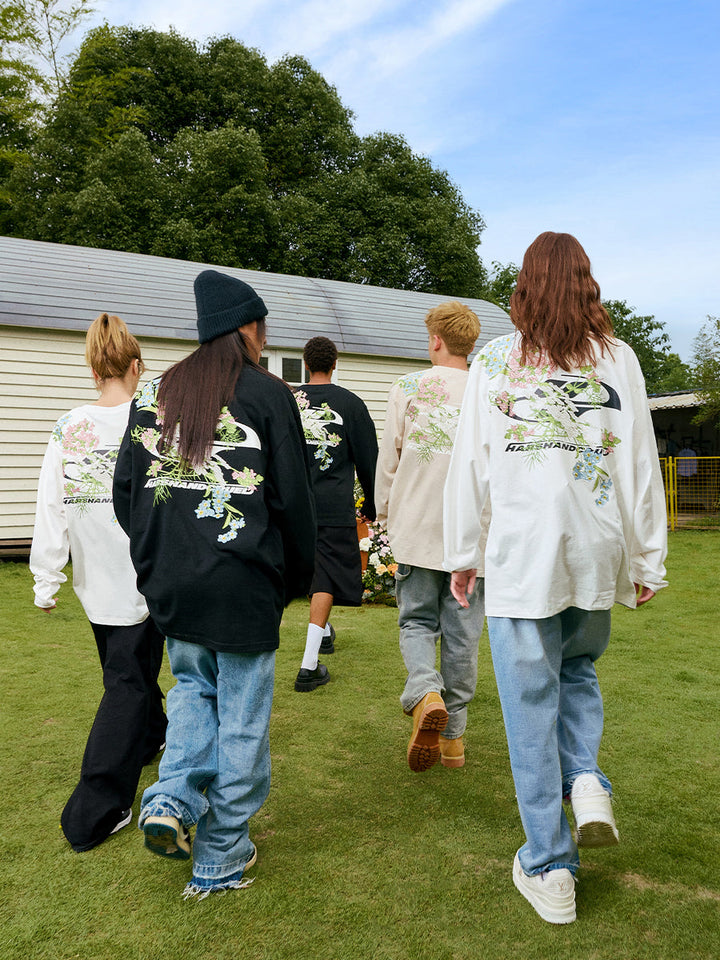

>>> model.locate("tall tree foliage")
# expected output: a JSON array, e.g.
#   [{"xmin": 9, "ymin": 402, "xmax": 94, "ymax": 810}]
[
  {"xmin": 602, "ymin": 299, "xmax": 691, "ymax": 393},
  {"xmin": 691, "ymin": 315, "xmax": 720, "ymax": 427},
  {"xmin": 482, "ymin": 260, "xmax": 518, "ymax": 313},
  {"xmin": 1, "ymin": 25, "xmax": 487, "ymax": 296},
  {"xmin": 0, "ymin": 2, "xmax": 41, "ymax": 196}
]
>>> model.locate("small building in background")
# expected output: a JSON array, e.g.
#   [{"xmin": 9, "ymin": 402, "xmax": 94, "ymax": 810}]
[
  {"xmin": 1, "ymin": 236, "xmax": 513, "ymax": 550},
  {"xmin": 648, "ymin": 390, "xmax": 719, "ymax": 457}
]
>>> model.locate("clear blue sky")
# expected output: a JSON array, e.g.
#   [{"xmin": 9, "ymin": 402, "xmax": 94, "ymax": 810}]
[{"xmin": 79, "ymin": 0, "xmax": 719, "ymax": 362}]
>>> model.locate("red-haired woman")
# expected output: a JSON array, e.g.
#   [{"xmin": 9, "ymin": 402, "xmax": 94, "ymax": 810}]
[
  {"xmin": 30, "ymin": 313, "xmax": 166, "ymax": 852},
  {"xmin": 444, "ymin": 232, "xmax": 667, "ymax": 924}
]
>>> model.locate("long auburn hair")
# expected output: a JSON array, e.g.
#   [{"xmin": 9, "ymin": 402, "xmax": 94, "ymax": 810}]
[
  {"xmin": 157, "ymin": 325, "xmax": 265, "ymax": 468},
  {"xmin": 510, "ymin": 232, "xmax": 614, "ymax": 369}
]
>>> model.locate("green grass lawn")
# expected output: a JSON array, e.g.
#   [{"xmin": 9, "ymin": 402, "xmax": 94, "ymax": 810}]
[{"xmin": 1, "ymin": 531, "xmax": 718, "ymax": 960}]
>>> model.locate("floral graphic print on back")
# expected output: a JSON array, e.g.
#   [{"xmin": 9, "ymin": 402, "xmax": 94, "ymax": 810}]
[
  {"xmin": 294, "ymin": 390, "xmax": 343, "ymax": 471},
  {"xmin": 54, "ymin": 413, "xmax": 121, "ymax": 516},
  {"xmin": 131, "ymin": 379, "xmax": 264, "ymax": 542},
  {"xmin": 396, "ymin": 370, "xmax": 462, "ymax": 463},
  {"xmin": 478, "ymin": 335, "xmax": 622, "ymax": 506}
]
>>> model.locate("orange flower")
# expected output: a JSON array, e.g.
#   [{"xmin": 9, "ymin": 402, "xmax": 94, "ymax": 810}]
[{"xmin": 388, "ymin": 563, "xmax": 398, "ymax": 575}]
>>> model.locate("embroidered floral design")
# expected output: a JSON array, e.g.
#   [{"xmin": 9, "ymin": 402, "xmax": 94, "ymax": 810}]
[
  {"xmin": 295, "ymin": 391, "xmax": 342, "ymax": 471},
  {"xmin": 52, "ymin": 413, "xmax": 71, "ymax": 442},
  {"xmin": 475, "ymin": 333, "xmax": 516, "ymax": 378},
  {"xmin": 55, "ymin": 416, "xmax": 119, "ymax": 515},
  {"xmin": 481, "ymin": 339, "xmax": 621, "ymax": 506},
  {"xmin": 131, "ymin": 382, "xmax": 264, "ymax": 542},
  {"xmin": 396, "ymin": 371, "xmax": 424, "ymax": 395},
  {"xmin": 136, "ymin": 378, "xmax": 160, "ymax": 413},
  {"xmin": 401, "ymin": 374, "xmax": 459, "ymax": 463}
]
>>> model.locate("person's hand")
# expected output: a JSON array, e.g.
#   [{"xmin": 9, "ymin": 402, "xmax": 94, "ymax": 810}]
[
  {"xmin": 634, "ymin": 583, "xmax": 656, "ymax": 606},
  {"xmin": 450, "ymin": 570, "xmax": 476, "ymax": 608}
]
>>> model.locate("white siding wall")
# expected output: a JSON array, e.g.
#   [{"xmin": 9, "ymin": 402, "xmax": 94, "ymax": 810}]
[
  {"xmin": 1, "ymin": 327, "xmax": 425, "ymax": 541},
  {"xmin": 1, "ymin": 326, "xmax": 195, "ymax": 540},
  {"xmin": 335, "ymin": 353, "xmax": 425, "ymax": 434}
]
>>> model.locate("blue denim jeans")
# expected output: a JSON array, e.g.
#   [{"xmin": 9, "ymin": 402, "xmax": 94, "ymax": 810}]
[
  {"xmin": 140, "ymin": 638, "xmax": 275, "ymax": 888},
  {"xmin": 488, "ymin": 608, "xmax": 612, "ymax": 876},
  {"xmin": 396, "ymin": 565, "xmax": 485, "ymax": 739}
]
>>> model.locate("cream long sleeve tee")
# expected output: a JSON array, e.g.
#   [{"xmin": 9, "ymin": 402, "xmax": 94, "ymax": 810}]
[
  {"xmin": 376, "ymin": 365, "xmax": 485, "ymax": 572},
  {"xmin": 443, "ymin": 333, "xmax": 668, "ymax": 618},
  {"xmin": 30, "ymin": 402, "xmax": 148, "ymax": 625}
]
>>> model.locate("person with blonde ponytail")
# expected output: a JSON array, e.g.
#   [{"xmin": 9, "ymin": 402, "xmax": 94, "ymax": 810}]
[{"xmin": 30, "ymin": 313, "xmax": 167, "ymax": 852}]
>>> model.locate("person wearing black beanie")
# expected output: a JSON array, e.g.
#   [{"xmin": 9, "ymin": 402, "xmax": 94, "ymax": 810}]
[
  {"xmin": 194, "ymin": 270, "xmax": 268, "ymax": 344},
  {"xmin": 113, "ymin": 268, "xmax": 316, "ymax": 898}
]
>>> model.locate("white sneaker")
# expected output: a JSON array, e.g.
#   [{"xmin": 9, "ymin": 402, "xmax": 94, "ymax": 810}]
[
  {"xmin": 571, "ymin": 773, "xmax": 619, "ymax": 847},
  {"xmin": 512, "ymin": 853, "xmax": 576, "ymax": 924}
]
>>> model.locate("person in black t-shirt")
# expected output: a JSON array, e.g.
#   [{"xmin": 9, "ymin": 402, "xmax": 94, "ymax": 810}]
[{"xmin": 293, "ymin": 337, "xmax": 378, "ymax": 691}]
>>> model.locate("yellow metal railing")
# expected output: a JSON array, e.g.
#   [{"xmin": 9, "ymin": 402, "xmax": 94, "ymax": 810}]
[{"xmin": 662, "ymin": 456, "xmax": 720, "ymax": 530}]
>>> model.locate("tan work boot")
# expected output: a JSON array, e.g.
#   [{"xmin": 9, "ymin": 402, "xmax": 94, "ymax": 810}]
[
  {"xmin": 440, "ymin": 735, "xmax": 465, "ymax": 768},
  {"xmin": 407, "ymin": 692, "xmax": 448, "ymax": 772}
]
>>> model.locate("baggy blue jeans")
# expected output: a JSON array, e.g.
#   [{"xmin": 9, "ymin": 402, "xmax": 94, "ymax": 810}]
[
  {"xmin": 488, "ymin": 608, "xmax": 612, "ymax": 876},
  {"xmin": 396, "ymin": 565, "xmax": 485, "ymax": 739},
  {"xmin": 140, "ymin": 638, "xmax": 275, "ymax": 888}
]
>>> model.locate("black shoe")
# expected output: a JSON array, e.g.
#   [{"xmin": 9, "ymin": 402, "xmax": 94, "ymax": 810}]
[
  {"xmin": 110, "ymin": 809, "xmax": 133, "ymax": 835},
  {"xmin": 319, "ymin": 624, "xmax": 336, "ymax": 655},
  {"xmin": 141, "ymin": 740, "xmax": 167, "ymax": 766},
  {"xmin": 294, "ymin": 663, "xmax": 331, "ymax": 692}
]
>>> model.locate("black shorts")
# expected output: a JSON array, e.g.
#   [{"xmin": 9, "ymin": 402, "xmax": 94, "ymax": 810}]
[{"xmin": 309, "ymin": 525, "xmax": 363, "ymax": 606}]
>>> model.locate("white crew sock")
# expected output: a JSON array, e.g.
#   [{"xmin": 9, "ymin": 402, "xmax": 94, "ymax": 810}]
[
  {"xmin": 323, "ymin": 622, "xmax": 332, "ymax": 637},
  {"xmin": 301, "ymin": 624, "xmax": 325, "ymax": 671}
]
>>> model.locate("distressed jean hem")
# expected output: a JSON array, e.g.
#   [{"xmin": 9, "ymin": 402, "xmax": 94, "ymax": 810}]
[
  {"xmin": 562, "ymin": 768, "xmax": 612, "ymax": 799},
  {"xmin": 522, "ymin": 859, "xmax": 579, "ymax": 878},
  {"xmin": 139, "ymin": 797, "xmax": 194, "ymax": 828},
  {"xmin": 401, "ymin": 686, "xmax": 443, "ymax": 715}
]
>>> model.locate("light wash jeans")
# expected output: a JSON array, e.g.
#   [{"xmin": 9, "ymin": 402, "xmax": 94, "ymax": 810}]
[
  {"xmin": 396, "ymin": 565, "xmax": 485, "ymax": 739},
  {"xmin": 140, "ymin": 638, "xmax": 275, "ymax": 889},
  {"xmin": 488, "ymin": 608, "xmax": 612, "ymax": 877}
]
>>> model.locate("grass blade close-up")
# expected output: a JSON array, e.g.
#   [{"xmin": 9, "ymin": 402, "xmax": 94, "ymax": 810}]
[{"xmin": 1, "ymin": 530, "xmax": 718, "ymax": 960}]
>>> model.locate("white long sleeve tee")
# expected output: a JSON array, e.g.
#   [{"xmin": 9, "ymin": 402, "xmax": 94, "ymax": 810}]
[
  {"xmin": 376, "ymin": 365, "xmax": 485, "ymax": 572},
  {"xmin": 443, "ymin": 333, "xmax": 668, "ymax": 618},
  {"xmin": 30, "ymin": 402, "xmax": 148, "ymax": 625}
]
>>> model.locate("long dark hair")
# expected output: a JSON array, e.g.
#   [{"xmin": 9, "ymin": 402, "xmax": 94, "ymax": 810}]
[
  {"xmin": 510, "ymin": 232, "xmax": 614, "ymax": 369},
  {"xmin": 157, "ymin": 325, "xmax": 264, "ymax": 468}
]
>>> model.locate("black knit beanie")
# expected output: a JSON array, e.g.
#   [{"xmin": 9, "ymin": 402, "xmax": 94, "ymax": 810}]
[{"xmin": 194, "ymin": 269, "xmax": 268, "ymax": 344}]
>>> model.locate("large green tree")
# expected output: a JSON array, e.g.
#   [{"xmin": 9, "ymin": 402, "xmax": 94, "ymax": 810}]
[
  {"xmin": 602, "ymin": 299, "xmax": 691, "ymax": 393},
  {"xmin": 691, "ymin": 315, "xmax": 720, "ymax": 427},
  {"xmin": 0, "ymin": 2, "xmax": 41, "ymax": 198},
  {"xmin": 1, "ymin": 25, "xmax": 487, "ymax": 296},
  {"xmin": 481, "ymin": 260, "xmax": 518, "ymax": 313}
]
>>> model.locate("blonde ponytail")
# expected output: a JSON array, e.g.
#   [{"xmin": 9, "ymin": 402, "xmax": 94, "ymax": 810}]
[{"xmin": 85, "ymin": 313, "xmax": 144, "ymax": 381}]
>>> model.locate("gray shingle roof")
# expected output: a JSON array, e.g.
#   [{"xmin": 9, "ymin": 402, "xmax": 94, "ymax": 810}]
[{"xmin": 0, "ymin": 236, "xmax": 512, "ymax": 359}]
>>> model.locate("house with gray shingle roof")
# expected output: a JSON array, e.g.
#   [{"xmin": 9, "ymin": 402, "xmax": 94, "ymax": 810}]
[{"xmin": 1, "ymin": 236, "xmax": 513, "ymax": 548}]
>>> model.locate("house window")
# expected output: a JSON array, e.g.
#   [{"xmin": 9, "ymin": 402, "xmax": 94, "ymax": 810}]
[
  {"xmin": 281, "ymin": 357, "xmax": 305, "ymax": 385},
  {"xmin": 260, "ymin": 351, "xmax": 323, "ymax": 386}
]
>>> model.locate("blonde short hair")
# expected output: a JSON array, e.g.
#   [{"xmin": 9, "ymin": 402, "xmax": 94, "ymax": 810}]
[{"xmin": 424, "ymin": 301, "xmax": 480, "ymax": 357}]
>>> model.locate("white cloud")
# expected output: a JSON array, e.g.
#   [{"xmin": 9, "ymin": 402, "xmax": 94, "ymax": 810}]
[{"xmin": 257, "ymin": 0, "xmax": 403, "ymax": 61}]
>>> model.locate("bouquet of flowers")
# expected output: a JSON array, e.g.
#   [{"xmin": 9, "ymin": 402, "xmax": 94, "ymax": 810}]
[{"xmin": 355, "ymin": 480, "xmax": 397, "ymax": 605}]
